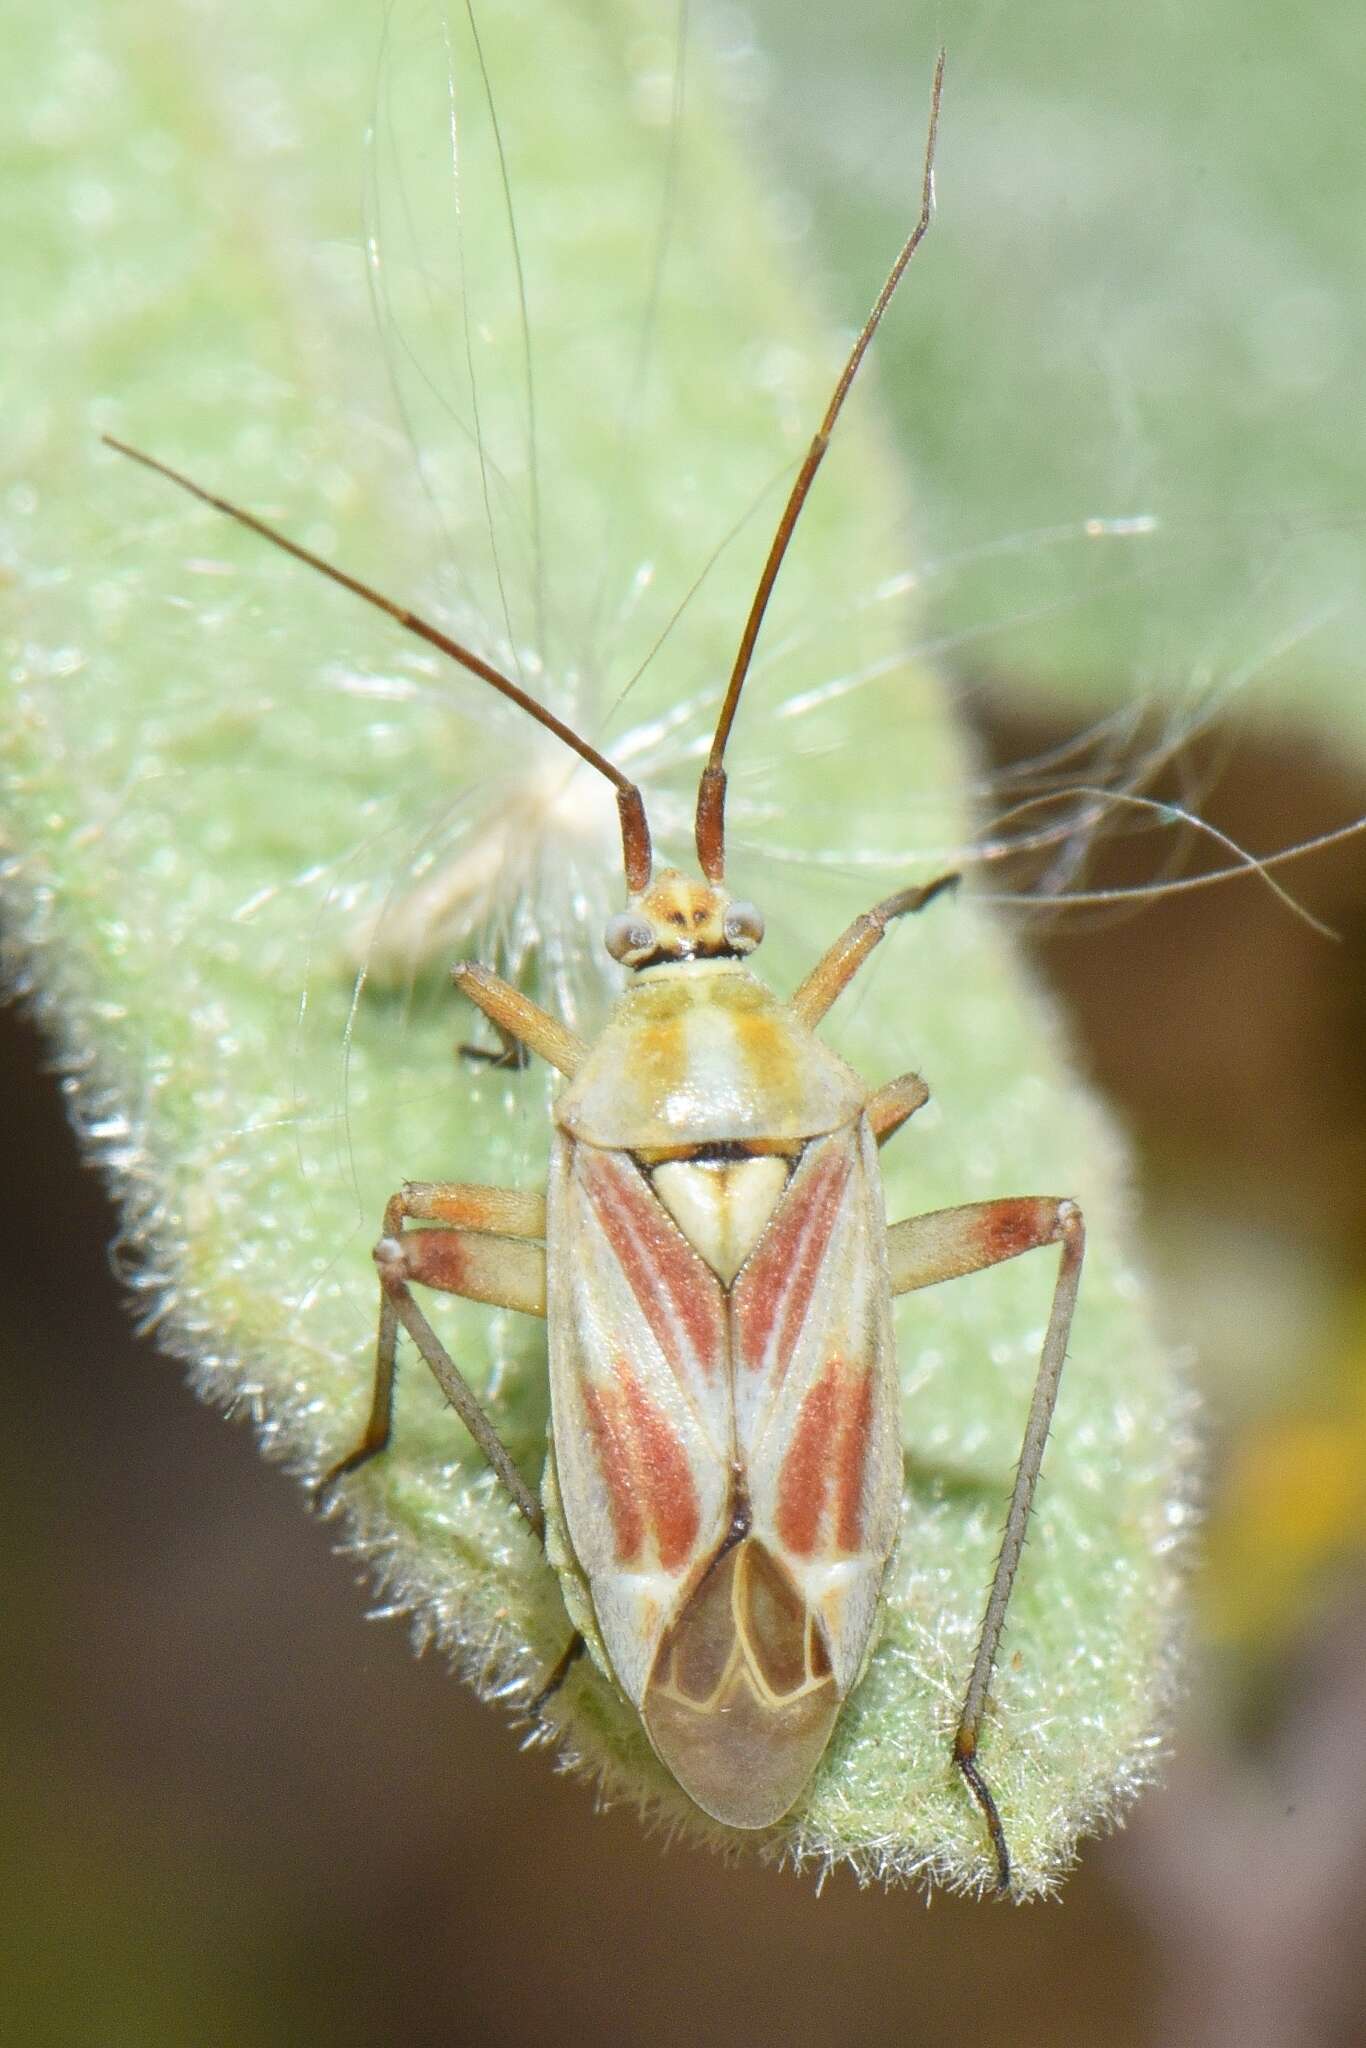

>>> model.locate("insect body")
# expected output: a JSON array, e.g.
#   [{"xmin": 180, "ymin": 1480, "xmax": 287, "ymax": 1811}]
[
  {"xmin": 548, "ymin": 872, "xmax": 915, "ymax": 1829},
  {"xmin": 104, "ymin": 53, "xmax": 1085, "ymax": 1890}
]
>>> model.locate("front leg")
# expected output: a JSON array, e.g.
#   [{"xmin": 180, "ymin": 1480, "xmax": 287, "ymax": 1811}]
[
  {"xmin": 454, "ymin": 962, "xmax": 586, "ymax": 1077},
  {"xmin": 789, "ymin": 872, "xmax": 958, "ymax": 1029},
  {"xmin": 318, "ymin": 1180, "xmax": 547, "ymax": 1537},
  {"xmin": 888, "ymin": 1194, "xmax": 1085, "ymax": 1893}
]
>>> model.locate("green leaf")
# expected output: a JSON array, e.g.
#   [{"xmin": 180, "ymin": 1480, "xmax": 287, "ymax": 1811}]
[{"xmin": 2, "ymin": 0, "xmax": 1190, "ymax": 1893}]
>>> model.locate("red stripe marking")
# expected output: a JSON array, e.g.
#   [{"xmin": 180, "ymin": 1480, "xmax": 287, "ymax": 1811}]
[
  {"xmin": 581, "ymin": 1360, "xmax": 701, "ymax": 1573},
  {"xmin": 581, "ymin": 1381, "xmax": 645, "ymax": 1564},
  {"xmin": 616, "ymin": 1357, "xmax": 701, "ymax": 1572},
  {"xmin": 775, "ymin": 1358, "xmax": 841, "ymax": 1556},
  {"xmin": 580, "ymin": 1150, "xmax": 723, "ymax": 1386},
  {"xmin": 735, "ymin": 1141, "xmax": 852, "ymax": 1380},
  {"xmin": 775, "ymin": 1355, "xmax": 874, "ymax": 1559}
]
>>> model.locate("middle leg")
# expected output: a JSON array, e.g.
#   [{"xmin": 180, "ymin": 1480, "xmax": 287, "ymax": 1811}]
[
  {"xmin": 867, "ymin": 1070, "xmax": 930, "ymax": 1146},
  {"xmin": 318, "ymin": 1180, "xmax": 547, "ymax": 1533}
]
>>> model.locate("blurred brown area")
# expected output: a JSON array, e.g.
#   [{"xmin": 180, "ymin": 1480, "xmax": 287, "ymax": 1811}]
[{"xmin": 2, "ymin": 709, "xmax": 1365, "ymax": 2048}]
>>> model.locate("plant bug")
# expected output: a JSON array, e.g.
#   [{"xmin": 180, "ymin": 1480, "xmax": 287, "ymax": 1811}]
[{"xmin": 102, "ymin": 51, "xmax": 1086, "ymax": 1893}]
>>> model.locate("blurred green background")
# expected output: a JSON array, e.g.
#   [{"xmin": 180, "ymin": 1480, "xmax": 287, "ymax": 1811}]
[{"xmin": 5, "ymin": 0, "xmax": 1366, "ymax": 2042}]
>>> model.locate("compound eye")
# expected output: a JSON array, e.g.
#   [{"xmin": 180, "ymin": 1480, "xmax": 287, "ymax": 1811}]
[
  {"xmin": 604, "ymin": 911, "xmax": 655, "ymax": 965},
  {"xmin": 723, "ymin": 900, "xmax": 764, "ymax": 953}
]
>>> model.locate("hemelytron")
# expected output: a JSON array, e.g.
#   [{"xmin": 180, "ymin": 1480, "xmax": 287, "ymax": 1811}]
[{"xmin": 104, "ymin": 53, "xmax": 1085, "ymax": 1892}]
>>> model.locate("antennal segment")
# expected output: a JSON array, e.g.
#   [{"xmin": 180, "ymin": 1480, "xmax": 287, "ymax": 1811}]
[
  {"xmin": 693, "ymin": 47, "xmax": 946, "ymax": 884},
  {"xmin": 101, "ymin": 436, "xmax": 653, "ymax": 894}
]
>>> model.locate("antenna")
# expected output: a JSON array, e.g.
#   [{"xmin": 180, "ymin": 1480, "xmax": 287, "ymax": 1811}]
[
  {"xmin": 693, "ymin": 47, "xmax": 946, "ymax": 883},
  {"xmin": 100, "ymin": 435, "xmax": 654, "ymax": 894}
]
